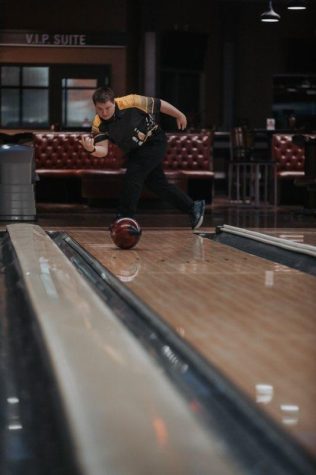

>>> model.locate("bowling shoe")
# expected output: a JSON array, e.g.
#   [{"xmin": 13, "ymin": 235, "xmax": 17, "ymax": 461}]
[{"xmin": 191, "ymin": 200, "xmax": 205, "ymax": 230}]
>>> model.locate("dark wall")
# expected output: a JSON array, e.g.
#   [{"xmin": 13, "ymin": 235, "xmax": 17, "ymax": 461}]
[
  {"xmin": 0, "ymin": 0, "xmax": 315, "ymax": 130},
  {"xmin": 0, "ymin": 0, "xmax": 127, "ymax": 32},
  {"xmin": 235, "ymin": 1, "xmax": 315, "ymax": 128},
  {"xmin": 153, "ymin": 0, "xmax": 315, "ymax": 129}
]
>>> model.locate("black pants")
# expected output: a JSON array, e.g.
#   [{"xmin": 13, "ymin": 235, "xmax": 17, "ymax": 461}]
[{"xmin": 118, "ymin": 131, "xmax": 194, "ymax": 217}]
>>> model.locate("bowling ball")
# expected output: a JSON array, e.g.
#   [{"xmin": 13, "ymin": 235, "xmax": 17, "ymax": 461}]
[{"xmin": 110, "ymin": 217, "xmax": 142, "ymax": 250}]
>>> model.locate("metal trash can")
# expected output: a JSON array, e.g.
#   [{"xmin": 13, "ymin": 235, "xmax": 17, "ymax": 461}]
[{"xmin": 0, "ymin": 144, "xmax": 36, "ymax": 221}]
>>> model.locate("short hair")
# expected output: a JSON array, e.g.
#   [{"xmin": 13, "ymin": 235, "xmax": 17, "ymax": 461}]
[{"xmin": 92, "ymin": 87, "xmax": 115, "ymax": 105}]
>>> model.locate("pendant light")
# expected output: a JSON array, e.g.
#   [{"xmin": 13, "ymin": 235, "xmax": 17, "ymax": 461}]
[
  {"xmin": 261, "ymin": 1, "xmax": 281, "ymax": 22},
  {"xmin": 287, "ymin": 0, "xmax": 307, "ymax": 10}
]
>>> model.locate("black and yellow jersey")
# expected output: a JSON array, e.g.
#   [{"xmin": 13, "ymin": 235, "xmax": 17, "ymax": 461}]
[{"xmin": 91, "ymin": 94, "xmax": 161, "ymax": 153}]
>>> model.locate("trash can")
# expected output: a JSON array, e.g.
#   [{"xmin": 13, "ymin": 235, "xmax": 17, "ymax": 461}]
[{"xmin": 0, "ymin": 144, "xmax": 36, "ymax": 221}]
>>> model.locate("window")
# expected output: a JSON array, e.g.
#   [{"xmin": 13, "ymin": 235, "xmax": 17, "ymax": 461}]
[
  {"xmin": 1, "ymin": 66, "xmax": 49, "ymax": 127},
  {"xmin": 0, "ymin": 64, "xmax": 110, "ymax": 130},
  {"xmin": 62, "ymin": 78, "xmax": 98, "ymax": 128}
]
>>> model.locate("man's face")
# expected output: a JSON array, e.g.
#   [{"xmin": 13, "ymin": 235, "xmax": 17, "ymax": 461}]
[{"xmin": 95, "ymin": 100, "xmax": 115, "ymax": 120}]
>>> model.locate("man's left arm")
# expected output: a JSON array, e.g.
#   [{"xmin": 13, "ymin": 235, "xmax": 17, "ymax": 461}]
[
  {"xmin": 119, "ymin": 94, "xmax": 187, "ymax": 130},
  {"xmin": 160, "ymin": 100, "xmax": 187, "ymax": 130}
]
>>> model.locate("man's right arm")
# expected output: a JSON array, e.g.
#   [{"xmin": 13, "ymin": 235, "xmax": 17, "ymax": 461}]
[
  {"xmin": 80, "ymin": 136, "xmax": 109, "ymax": 157},
  {"xmin": 80, "ymin": 114, "xmax": 109, "ymax": 157}
]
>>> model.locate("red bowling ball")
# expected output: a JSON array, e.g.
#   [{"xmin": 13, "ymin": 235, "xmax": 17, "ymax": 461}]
[{"xmin": 110, "ymin": 217, "xmax": 142, "ymax": 249}]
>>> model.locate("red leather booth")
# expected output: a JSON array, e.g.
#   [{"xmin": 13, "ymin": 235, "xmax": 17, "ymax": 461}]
[
  {"xmin": 33, "ymin": 131, "xmax": 214, "ymax": 203},
  {"xmin": 272, "ymin": 134, "xmax": 305, "ymax": 179},
  {"xmin": 272, "ymin": 134, "xmax": 315, "ymax": 204}
]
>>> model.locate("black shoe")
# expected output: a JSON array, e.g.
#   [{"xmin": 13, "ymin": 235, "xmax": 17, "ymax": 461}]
[{"xmin": 190, "ymin": 200, "xmax": 205, "ymax": 230}]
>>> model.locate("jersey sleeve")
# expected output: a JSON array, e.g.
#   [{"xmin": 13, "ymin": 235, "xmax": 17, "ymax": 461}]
[
  {"xmin": 91, "ymin": 114, "xmax": 110, "ymax": 143},
  {"xmin": 91, "ymin": 114, "xmax": 101, "ymax": 135},
  {"xmin": 94, "ymin": 133, "xmax": 109, "ymax": 144},
  {"xmin": 116, "ymin": 94, "xmax": 161, "ymax": 114}
]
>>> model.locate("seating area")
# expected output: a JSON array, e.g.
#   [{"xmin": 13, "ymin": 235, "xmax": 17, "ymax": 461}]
[
  {"xmin": 1, "ymin": 129, "xmax": 314, "ymax": 208},
  {"xmin": 33, "ymin": 131, "xmax": 214, "ymax": 204},
  {"xmin": 227, "ymin": 129, "xmax": 315, "ymax": 206}
]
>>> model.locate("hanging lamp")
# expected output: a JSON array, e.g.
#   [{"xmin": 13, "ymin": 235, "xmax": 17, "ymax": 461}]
[
  {"xmin": 261, "ymin": 1, "xmax": 281, "ymax": 22},
  {"xmin": 287, "ymin": 0, "xmax": 307, "ymax": 10}
]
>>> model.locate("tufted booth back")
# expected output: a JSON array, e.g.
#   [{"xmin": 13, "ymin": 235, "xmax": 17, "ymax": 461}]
[
  {"xmin": 34, "ymin": 133, "xmax": 126, "ymax": 170},
  {"xmin": 33, "ymin": 131, "xmax": 213, "ymax": 172},
  {"xmin": 272, "ymin": 134, "xmax": 306, "ymax": 173},
  {"xmin": 163, "ymin": 132, "xmax": 212, "ymax": 170}
]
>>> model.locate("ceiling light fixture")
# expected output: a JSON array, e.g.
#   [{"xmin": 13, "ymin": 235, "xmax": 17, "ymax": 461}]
[
  {"xmin": 261, "ymin": 1, "xmax": 281, "ymax": 22},
  {"xmin": 287, "ymin": 0, "xmax": 307, "ymax": 10}
]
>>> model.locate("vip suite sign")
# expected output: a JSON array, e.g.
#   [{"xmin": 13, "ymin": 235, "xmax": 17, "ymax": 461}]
[
  {"xmin": 26, "ymin": 33, "xmax": 87, "ymax": 46},
  {"xmin": 0, "ymin": 30, "xmax": 126, "ymax": 47}
]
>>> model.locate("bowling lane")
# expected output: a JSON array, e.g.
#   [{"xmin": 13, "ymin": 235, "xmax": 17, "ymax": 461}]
[
  {"xmin": 69, "ymin": 227, "xmax": 316, "ymax": 458},
  {"xmin": 6, "ymin": 224, "xmax": 249, "ymax": 475}
]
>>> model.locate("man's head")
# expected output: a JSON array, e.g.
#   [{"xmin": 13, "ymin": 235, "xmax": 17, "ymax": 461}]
[{"xmin": 92, "ymin": 87, "xmax": 115, "ymax": 120}]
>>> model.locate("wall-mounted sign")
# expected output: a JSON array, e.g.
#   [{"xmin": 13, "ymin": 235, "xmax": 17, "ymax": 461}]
[
  {"xmin": 26, "ymin": 33, "xmax": 87, "ymax": 46},
  {"xmin": 0, "ymin": 30, "xmax": 127, "ymax": 47}
]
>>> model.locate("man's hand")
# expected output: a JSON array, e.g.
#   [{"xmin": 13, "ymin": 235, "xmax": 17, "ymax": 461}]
[
  {"xmin": 176, "ymin": 113, "xmax": 187, "ymax": 131},
  {"xmin": 79, "ymin": 135, "xmax": 95, "ymax": 153},
  {"xmin": 160, "ymin": 100, "xmax": 187, "ymax": 131}
]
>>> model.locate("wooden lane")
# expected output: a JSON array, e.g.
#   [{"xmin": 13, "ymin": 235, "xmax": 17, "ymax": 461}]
[
  {"xmin": 9, "ymin": 224, "xmax": 249, "ymax": 475},
  {"xmin": 68, "ymin": 227, "xmax": 316, "ymax": 458}
]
